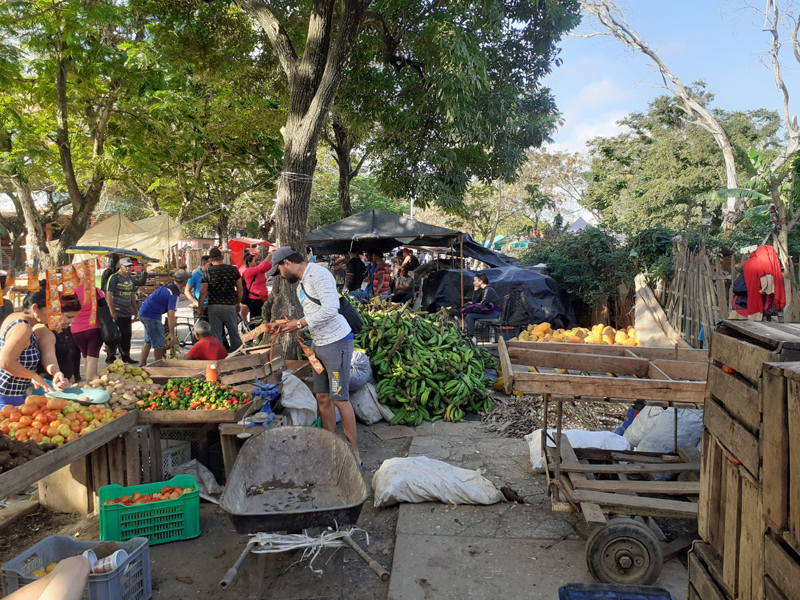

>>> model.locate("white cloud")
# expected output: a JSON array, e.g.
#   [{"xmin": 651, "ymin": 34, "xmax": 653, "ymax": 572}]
[
  {"xmin": 550, "ymin": 109, "xmax": 631, "ymax": 154},
  {"xmin": 570, "ymin": 77, "xmax": 632, "ymax": 109}
]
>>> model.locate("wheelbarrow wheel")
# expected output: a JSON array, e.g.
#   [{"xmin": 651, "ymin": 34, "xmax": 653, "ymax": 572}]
[{"xmin": 585, "ymin": 518, "xmax": 663, "ymax": 585}]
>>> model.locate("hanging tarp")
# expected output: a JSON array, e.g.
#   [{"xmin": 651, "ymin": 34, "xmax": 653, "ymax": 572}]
[
  {"xmin": 228, "ymin": 237, "xmax": 274, "ymax": 267},
  {"xmin": 72, "ymin": 214, "xmax": 144, "ymax": 264},
  {"xmin": 420, "ymin": 266, "xmax": 576, "ymax": 329}
]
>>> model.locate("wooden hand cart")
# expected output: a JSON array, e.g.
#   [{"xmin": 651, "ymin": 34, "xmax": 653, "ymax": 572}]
[{"xmin": 498, "ymin": 337, "xmax": 709, "ymax": 586}]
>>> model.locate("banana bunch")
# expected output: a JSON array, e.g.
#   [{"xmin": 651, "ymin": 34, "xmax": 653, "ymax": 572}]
[{"xmin": 355, "ymin": 299, "xmax": 497, "ymax": 426}]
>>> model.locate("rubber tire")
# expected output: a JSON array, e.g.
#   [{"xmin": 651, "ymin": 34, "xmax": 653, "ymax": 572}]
[{"xmin": 585, "ymin": 518, "xmax": 663, "ymax": 585}]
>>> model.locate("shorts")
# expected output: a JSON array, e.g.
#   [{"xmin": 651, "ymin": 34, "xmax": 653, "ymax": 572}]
[
  {"xmin": 311, "ymin": 336, "xmax": 354, "ymax": 402},
  {"xmin": 141, "ymin": 315, "xmax": 166, "ymax": 349},
  {"xmin": 72, "ymin": 328, "xmax": 103, "ymax": 358}
]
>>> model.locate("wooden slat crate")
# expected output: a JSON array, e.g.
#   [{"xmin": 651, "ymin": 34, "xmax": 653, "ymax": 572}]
[
  {"xmin": 696, "ymin": 432, "xmax": 764, "ymax": 599},
  {"xmin": 763, "ymin": 532, "xmax": 800, "ymax": 600}
]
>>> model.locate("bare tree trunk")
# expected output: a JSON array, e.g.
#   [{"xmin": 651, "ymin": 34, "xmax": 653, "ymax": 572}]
[
  {"xmin": 580, "ymin": 1, "xmax": 741, "ymax": 226},
  {"xmin": 10, "ymin": 176, "xmax": 51, "ymax": 267}
]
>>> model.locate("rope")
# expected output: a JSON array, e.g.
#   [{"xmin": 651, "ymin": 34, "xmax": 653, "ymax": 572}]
[{"xmin": 248, "ymin": 527, "xmax": 368, "ymax": 574}]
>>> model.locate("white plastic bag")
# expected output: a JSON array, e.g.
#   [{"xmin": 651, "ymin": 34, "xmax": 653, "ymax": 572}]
[
  {"xmin": 525, "ymin": 429, "xmax": 631, "ymax": 471},
  {"xmin": 171, "ymin": 459, "xmax": 223, "ymax": 497},
  {"xmin": 281, "ymin": 373, "xmax": 318, "ymax": 426},
  {"xmin": 636, "ymin": 408, "xmax": 704, "ymax": 453},
  {"xmin": 349, "ymin": 382, "xmax": 393, "ymax": 424},
  {"xmin": 372, "ymin": 456, "xmax": 504, "ymax": 508},
  {"xmin": 623, "ymin": 406, "xmax": 665, "ymax": 447},
  {"xmin": 349, "ymin": 350, "xmax": 373, "ymax": 391}
]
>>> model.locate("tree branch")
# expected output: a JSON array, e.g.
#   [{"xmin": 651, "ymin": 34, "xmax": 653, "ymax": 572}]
[
  {"xmin": 234, "ymin": 0, "xmax": 299, "ymax": 77},
  {"xmin": 351, "ymin": 147, "xmax": 370, "ymax": 180},
  {"xmin": 54, "ymin": 47, "xmax": 84, "ymax": 207},
  {"xmin": 766, "ymin": 2, "xmax": 800, "ymax": 174}
]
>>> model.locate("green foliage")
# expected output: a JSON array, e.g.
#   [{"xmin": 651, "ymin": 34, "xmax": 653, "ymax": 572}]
[
  {"xmin": 522, "ymin": 226, "xmax": 635, "ymax": 307},
  {"xmin": 583, "ymin": 87, "xmax": 782, "ymax": 234}
]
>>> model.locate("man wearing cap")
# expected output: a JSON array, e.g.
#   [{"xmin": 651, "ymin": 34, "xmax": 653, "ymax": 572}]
[
  {"xmin": 105, "ymin": 257, "xmax": 140, "ymax": 364},
  {"xmin": 197, "ymin": 247, "xmax": 243, "ymax": 352},
  {"xmin": 138, "ymin": 269, "xmax": 190, "ymax": 366},
  {"xmin": 267, "ymin": 247, "xmax": 361, "ymax": 465}
]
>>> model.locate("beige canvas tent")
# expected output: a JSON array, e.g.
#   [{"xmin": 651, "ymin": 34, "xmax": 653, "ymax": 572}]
[{"xmin": 72, "ymin": 214, "xmax": 144, "ymax": 263}]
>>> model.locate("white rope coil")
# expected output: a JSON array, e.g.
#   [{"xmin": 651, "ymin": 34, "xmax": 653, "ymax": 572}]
[{"xmin": 249, "ymin": 527, "xmax": 368, "ymax": 574}]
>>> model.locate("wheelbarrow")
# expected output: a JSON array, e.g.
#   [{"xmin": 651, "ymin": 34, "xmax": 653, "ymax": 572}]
[
  {"xmin": 218, "ymin": 427, "xmax": 385, "ymax": 589},
  {"xmin": 219, "ymin": 426, "xmax": 369, "ymax": 534}
]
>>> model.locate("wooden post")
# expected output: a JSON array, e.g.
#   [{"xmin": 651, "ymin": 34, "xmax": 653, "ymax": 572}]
[{"xmin": 459, "ymin": 233, "xmax": 464, "ymax": 331}]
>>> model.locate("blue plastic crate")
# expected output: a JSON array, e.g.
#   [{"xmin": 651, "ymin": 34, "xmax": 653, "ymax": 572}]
[
  {"xmin": 1, "ymin": 535, "xmax": 151, "ymax": 600},
  {"xmin": 558, "ymin": 584, "xmax": 676, "ymax": 600}
]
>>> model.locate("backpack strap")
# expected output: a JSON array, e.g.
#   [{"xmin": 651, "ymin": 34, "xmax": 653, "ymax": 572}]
[{"xmin": 299, "ymin": 282, "xmax": 322, "ymax": 306}]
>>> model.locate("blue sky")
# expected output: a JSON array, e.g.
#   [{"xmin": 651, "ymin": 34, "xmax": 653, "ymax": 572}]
[{"xmin": 544, "ymin": 1, "xmax": 792, "ymax": 153}]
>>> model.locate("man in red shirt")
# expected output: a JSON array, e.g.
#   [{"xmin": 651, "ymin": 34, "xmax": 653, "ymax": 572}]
[{"xmin": 185, "ymin": 320, "xmax": 228, "ymax": 360}]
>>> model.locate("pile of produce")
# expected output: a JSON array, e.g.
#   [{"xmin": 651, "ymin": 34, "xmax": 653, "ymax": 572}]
[
  {"xmin": 136, "ymin": 378, "xmax": 250, "ymax": 411},
  {"xmin": 511, "ymin": 322, "xmax": 639, "ymax": 346},
  {"xmin": 104, "ymin": 483, "xmax": 194, "ymax": 506},
  {"xmin": 89, "ymin": 360, "xmax": 160, "ymax": 409},
  {"xmin": 0, "ymin": 435, "xmax": 57, "ymax": 473},
  {"xmin": 355, "ymin": 299, "xmax": 496, "ymax": 425},
  {"xmin": 0, "ymin": 396, "xmax": 127, "ymax": 446}
]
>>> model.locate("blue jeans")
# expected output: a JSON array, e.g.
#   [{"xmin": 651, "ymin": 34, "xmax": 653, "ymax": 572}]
[
  {"xmin": 141, "ymin": 315, "xmax": 166, "ymax": 349},
  {"xmin": 465, "ymin": 309, "xmax": 501, "ymax": 336}
]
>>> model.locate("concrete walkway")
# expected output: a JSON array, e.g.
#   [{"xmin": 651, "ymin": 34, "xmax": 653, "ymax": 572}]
[{"xmin": 387, "ymin": 422, "xmax": 688, "ymax": 600}]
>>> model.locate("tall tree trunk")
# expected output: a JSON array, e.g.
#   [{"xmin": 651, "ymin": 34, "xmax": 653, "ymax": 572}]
[
  {"xmin": 331, "ymin": 116, "xmax": 353, "ymax": 218},
  {"xmin": 10, "ymin": 176, "xmax": 51, "ymax": 267}
]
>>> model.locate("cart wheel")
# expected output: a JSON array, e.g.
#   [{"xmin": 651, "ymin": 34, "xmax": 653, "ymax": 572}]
[{"xmin": 585, "ymin": 518, "xmax": 663, "ymax": 585}]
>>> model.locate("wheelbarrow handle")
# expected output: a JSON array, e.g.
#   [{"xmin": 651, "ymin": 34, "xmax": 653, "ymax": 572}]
[
  {"xmin": 342, "ymin": 536, "xmax": 390, "ymax": 581},
  {"xmin": 219, "ymin": 541, "xmax": 256, "ymax": 590}
]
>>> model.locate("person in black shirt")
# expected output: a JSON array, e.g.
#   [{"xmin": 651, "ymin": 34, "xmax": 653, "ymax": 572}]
[
  {"xmin": 197, "ymin": 247, "xmax": 243, "ymax": 351},
  {"xmin": 344, "ymin": 250, "xmax": 366, "ymax": 293},
  {"xmin": 463, "ymin": 273, "xmax": 501, "ymax": 342}
]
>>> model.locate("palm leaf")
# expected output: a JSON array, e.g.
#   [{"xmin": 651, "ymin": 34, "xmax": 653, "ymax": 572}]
[{"xmin": 705, "ymin": 189, "xmax": 771, "ymax": 201}]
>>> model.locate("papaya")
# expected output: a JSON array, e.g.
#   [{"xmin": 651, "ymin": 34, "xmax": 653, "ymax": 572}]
[
  {"xmin": 534, "ymin": 322, "xmax": 551, "ymax": 335},
  {"xmin": 615, "ymin": 331, "xmax": 629, "ymax": 343},
  {"xmin": 566, "ymin": 336, "xmax": 582, "ymax": 343},
  {"xmin": 602, "ymin": 334, "xmax": 615, "ymax": 345},
  {"xmin": 527, "ymin": 324, "xmax": 535, "ymax": 332},
  {"xmin": 592, "ymin": 324, "xmax": 604, "ymax": 335},
  {"xmin": 602, "ymin": 326, "xmax": 615, "ymax": 337},
  {"xmin": 622, "ymin": 338, "xmax": 638, "ymax": 346}
]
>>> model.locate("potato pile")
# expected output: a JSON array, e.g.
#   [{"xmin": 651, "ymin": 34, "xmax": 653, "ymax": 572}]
[
  {"xmin": 88, "ymin": 359, "xmax": 160, "ymax": 409},
  {"xmin": 0, "ymin": 435, "xmax": 57, "ymax": 473},
  {"xmin": 511, "ymin": 322, "xmax": 640, "ymax": 346}
]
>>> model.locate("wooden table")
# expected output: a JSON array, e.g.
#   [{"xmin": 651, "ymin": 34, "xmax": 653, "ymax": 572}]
[{"xmin": 0, "ymin": 411, "xmax": 136, "ymax": 502}]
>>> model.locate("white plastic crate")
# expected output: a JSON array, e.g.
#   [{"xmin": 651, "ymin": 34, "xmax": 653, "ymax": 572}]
[{"xmin": 160, "ymin": 440, "xmax": 190, "ymax": 478}]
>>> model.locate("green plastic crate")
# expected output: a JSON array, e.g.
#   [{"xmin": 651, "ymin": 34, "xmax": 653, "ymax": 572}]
[{"xmin": 99, "ymin": 475, "xmax": 200, "ymax": 546}]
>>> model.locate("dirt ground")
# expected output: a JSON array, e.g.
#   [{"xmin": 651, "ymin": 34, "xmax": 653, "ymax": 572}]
[{"xmin": 0, "ymin": 422, "xmax": 412, "ymax": 600}]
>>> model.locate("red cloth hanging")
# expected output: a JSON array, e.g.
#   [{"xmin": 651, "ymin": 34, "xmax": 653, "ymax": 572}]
[{"xmin": 742, "ymin": 245, "xmax": 786, "ymax": 315}]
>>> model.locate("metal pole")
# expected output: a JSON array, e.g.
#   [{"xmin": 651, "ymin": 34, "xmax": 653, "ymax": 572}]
[
  {"xmin": 460, "ymin": 233, "xmax": 465, "ymax": 331},
  {"xmin": 342, "ymin": 536, "xmax": 391, "ymax": 581},
  {"xmin": 219, "ymin": 541, "xmax": 256, "ymax": 589},
  {"xmin": 554, "ymin": 397, "xmax": 563, "ymax": 503}
]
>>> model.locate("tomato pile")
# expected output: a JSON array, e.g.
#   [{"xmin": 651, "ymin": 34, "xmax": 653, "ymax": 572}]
[
  {"xmin": 137, "ymin": 378, "xmax": 250, "ymax": 411},
  {"xmin": 104, "ymin": 484, "xmax": 194, "ymax": 506},
  {"xmin": 0, "ymin": 396, "xmax": 127, "ymax": 445}
]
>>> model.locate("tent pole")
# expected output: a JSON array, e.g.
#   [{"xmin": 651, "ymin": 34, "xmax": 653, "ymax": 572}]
[{"xmin": 460, "ymin": 233, "xmax": 464, "ymax": 331}]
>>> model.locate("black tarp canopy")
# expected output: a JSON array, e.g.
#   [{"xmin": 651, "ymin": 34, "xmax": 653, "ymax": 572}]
[
  {"xmin": 306, "ymin": 209, "xmax": 511, "ymax": 267},
  {"xmin": 421, "ymin": 266, "xmax": 576, "ymax": 329}
]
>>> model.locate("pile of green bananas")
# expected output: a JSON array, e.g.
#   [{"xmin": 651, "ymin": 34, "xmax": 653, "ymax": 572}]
[{"xmin": 355, "ymin": 298, "xmax": 496, "ymax": 426}]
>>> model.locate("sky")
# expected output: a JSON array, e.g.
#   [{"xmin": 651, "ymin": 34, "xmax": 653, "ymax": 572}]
[{"xmin": 543, "ymin": 1, "xmax": 793, "ymax": 153}]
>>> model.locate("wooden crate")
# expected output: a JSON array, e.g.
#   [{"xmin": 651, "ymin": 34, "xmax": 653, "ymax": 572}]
[
  {"xmin": 499, "ymin": 338, "xmax": 709, "ymax": 404},
  {"xmin": 38, "ymin": 424, "xmax": 162, "ymax": 514},
  {"xmin": 761, "ymin": 362, "xmax": 800, "ymax": 556},
  {"xmin": 763, "ymin": 531, "xmax": 800, "ymax": 600},
  {"xmin": 696, "ymin": 431, "xmax": 764, "ymax": 599}
]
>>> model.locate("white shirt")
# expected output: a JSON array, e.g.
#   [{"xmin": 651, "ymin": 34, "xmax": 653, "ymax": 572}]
[{"xmin": 297, "ymin": 263, "xmax": 351, "ymax": 346}]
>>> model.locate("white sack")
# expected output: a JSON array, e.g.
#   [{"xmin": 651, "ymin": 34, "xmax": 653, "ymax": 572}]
[
  {"xmin": 372, "ymin": 456, "xmax": 505, "ymax": 508},
  {"xmin": 281, "ymin": 374, "xmax": 318, "ymax": 426},
  {"xmin": 636, "ymin": 408, "xmax": 704, "ymax": 454},
  {"xmin": 349, "ymin": 350, "xmax": 373, "ymax": 391},
  {"xmin": 623, "ymin": 406, "xmax": 665, "ymax": 447},
  {"xmin": 525, "ymin": 429, "xmax": 631, "ymax": 471},
  {"xmin": 171, "ymin": 459, "xmax": 223, "ymax": 497},
  {"xmin": 349, "ymin": 382, "xmax": 391, "ymax": 424}
]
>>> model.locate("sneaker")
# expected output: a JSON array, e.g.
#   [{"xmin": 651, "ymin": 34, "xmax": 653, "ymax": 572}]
[
  {"xmin": 104, "ymin": 356, "xmax": 115, "ymax": 365},
  {"xmin": 471, "ymin": 336, "xmax": 477, "ymax": 345},
  {"xmin": 122, "ymin": 357, "xmax": 137, "ymax": 364}
]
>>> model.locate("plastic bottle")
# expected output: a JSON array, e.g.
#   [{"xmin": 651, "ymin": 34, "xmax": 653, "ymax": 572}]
[{"xmin": 206, "ymin": 363, "xmax": 218, "ymax": 383}]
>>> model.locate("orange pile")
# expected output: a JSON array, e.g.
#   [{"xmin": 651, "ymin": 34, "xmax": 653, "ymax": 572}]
[{"xmin": 0, "ymin": 396, "xmax": 127, "ymax": 445}]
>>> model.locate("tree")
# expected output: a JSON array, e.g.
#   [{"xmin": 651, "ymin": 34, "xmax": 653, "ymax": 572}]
[
  {"xmin": 579, "ymin": 0, "xmax": 746, "ymax": 227},
  {"xmin": 582, "ymin": 92, "xmax": 782, "ymax": 233},
  {"xmin": 0, "ymin": 0, "xmax": 147, "ymax": 266},
  {"xmin": 232, "ymin": 0, "xmax": 581, "ymax": 323}
]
